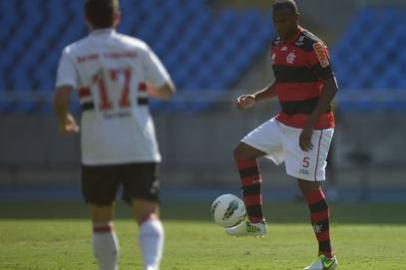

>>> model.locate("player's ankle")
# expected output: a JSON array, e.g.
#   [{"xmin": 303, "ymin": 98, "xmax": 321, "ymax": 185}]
[{"xmin": 248, "ymin": 217, "xmax": 263, "ymax": 223}]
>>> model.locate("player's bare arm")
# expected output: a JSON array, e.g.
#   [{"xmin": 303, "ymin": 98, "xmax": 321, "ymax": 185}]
[
  {"xmin": 236, "ymin": 81, "xmax": 276, "ymax": 111},
  {"xmin": 146, "ymin": 81, "xmax": 175, "ymax": 100},
  {"xmin": 54, "ymin": 85, "xmax": 79, "ymax": 135},
  {"xmin": 299, "ymin": 76, "xmax": 338, "ymax": 151}
]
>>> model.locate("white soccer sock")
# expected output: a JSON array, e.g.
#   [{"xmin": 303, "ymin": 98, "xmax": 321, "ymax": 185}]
[
  {"xmin": 92, "ymin": 222, "xmax": 119, "ymax": 270},
  {"xmin": 139, "ymin": 219, "xmax": 164, "ymax": 270}
]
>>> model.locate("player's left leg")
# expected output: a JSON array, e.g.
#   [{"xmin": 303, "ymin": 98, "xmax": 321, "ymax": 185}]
[
  {"xmin": 281, "ymin": 125, "xmax": 337, "ymax": 269},
  {"xmin": 82, "ymin": 165, "xmax": 121, "ymax": 270},
  {"xmin": 122, "ymin": 163, "xmax": 163, "ymax": 270},
  {"xmin": 88, "ymin": 204, "xmax": 120, "ymax": 270},
  {"xmin": 299, "ymin": 180, "xmax": 338, "ymax": 270}
]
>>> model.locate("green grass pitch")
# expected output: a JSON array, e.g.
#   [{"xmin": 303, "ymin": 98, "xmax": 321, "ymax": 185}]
[{"xmin": 1, "ymin": 201, "xmax": 405, "ymax": 269}]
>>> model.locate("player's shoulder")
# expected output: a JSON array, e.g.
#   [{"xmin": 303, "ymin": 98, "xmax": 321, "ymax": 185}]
[
  {"xmin": 62, "ymin": 36, "xmax": 92, "ymax": 56},
  {"xmin": 113, "ymin": 33, "xmax": 151, "ymax": 52},
  {"xmin": 295, "ymin": 29, "xmax": 327, "ymax": 52}
]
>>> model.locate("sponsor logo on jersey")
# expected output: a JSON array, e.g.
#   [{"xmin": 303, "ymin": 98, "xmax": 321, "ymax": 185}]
[{"xmin": 313, "ymin": 42, "xmax": 330, "ymax": 68}]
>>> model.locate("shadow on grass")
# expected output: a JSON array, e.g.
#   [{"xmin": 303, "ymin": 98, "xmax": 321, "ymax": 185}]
[{"xmin": 0, "ymin": 200, "xmax": 405, "ymax": 224}]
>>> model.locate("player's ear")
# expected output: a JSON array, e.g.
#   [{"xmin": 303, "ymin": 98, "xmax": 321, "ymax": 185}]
[
  {"xmin": 84, "ymin": 16, "xmax": 93, "ymax": 31},
  {"xmin": 113, "ymin": 12, "xmax": 121, "ymax": 27},
  {"xmin": 294, "ymin": 11, "xmax": 299, "ymax": 21}
]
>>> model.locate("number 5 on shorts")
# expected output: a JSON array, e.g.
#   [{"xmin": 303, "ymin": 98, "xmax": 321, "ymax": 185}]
[{"xmin": 302, "ymin": 157, "xmax": 310, "ymax": 168}]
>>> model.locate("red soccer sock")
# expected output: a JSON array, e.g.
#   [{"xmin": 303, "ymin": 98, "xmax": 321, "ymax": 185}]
[
  {"xmin": 305, "ymin": 188, "xmax": 334, "ymax": 258},
  {"xmin": 236, "ymin": 159, "xmax": 263, "ymax": 223}
]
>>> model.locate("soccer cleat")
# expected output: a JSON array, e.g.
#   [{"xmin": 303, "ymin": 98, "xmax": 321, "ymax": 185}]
[
  {"xmin": 303, "ymin": 255, "xmax": 338, "ymax": 270},
  {"xmin": 225, "ymin": 219, "xmax": 268, "ymax": 237}
]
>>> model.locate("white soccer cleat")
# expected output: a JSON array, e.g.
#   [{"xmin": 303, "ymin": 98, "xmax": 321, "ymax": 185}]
[
  {"xmin": 304, "ymin": 255, "xmax": 338, "ymax": 270},
  {"xmin": 225, "ymin": 219, "xmax": 268, "ymax": 237}
]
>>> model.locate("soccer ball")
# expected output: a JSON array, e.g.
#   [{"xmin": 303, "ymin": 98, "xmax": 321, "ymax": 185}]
[{"xmin": 211, "ymin": 194, "xmax": 246, "ymax": 228}]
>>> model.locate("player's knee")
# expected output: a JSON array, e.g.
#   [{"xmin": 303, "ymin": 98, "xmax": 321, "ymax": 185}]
[
  {"xmin": 298, "ymin": 179, "xmax": 321, "ymax": 195},
  {"xmin": 132, "ymin": 199, "xmax": 160, "ymax": 224},
  {"xmin": 88, "ymin": 204, "xmax": 115, "ymax": 223},
  {"xmin": 234, "ymin": 143, "xmax": 259, "ymax": 160},
  {"xmin": 233, "ymin": 144, "xmax": 246, "ymax": 160}
]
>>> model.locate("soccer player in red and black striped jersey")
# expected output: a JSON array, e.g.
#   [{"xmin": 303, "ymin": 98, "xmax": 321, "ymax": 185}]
[{"xmin": 226, "ymin": 1, "xmax": 339, "ymax": 269}]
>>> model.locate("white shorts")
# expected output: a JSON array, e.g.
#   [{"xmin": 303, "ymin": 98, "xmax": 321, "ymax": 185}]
[{"xmin": 241, "ymin": 118, "xmax": 334, "ymax": 181}]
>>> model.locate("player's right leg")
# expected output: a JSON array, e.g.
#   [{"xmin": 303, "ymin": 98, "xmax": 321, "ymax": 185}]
[
  {"xmin": 226, "ymin": 118, "xmax": 283, "ymax": 237},
  {"xmin": 82, "ymin": 165, "xmax": 120, "ymax": 270},
  {"xmin": 225, "ymin": 143, "xmax": 268, "ymax": 236},
  {"xmin": 132, "ymin": 199, "xmax": 163, "ymax": 270}
]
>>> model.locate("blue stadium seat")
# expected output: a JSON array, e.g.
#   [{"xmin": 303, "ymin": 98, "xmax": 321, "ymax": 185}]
[{"xmin": 333, "ymin": 7, "xmax": 406, "ymax": 111}]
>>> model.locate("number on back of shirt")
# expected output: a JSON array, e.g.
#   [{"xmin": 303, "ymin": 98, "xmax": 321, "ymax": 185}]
[{"xmin": 91, "ymin": 67, "xmax": 133, "ymax": 111}]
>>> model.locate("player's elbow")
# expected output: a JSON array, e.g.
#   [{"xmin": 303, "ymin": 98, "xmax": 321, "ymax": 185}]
[
  {"xmin": 159, "ymin": 82, "xmax": 176, "ymax": 100},
  {"xmin": 324, "ymin": 77, "xmax": 339, "ymax": 94}
]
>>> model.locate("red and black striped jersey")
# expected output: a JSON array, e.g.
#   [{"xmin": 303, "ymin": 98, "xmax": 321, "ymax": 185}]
[{"xmin": 271, "ymin": 27, "xmax": 336, "ymax": 129}]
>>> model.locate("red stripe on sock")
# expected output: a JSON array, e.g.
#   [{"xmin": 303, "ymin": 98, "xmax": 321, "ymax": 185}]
[
  {"xmin": 244, "ymin": 195, "xmax": 263, "ymax": 206},
  {"xmin": 316, "ymin": 230, "xmax": 331, "ymax": 242},
  {"xmin": 305, "ymin": 189, "xmax": 326, "ymax": 205},
  {"xmin": 241, "ymin": 175, "xmax": 261, "ymax": 187},
  {"xmin": 310, "ymin": 209, "xmax": 330, "ymax": 223},
  {"xmin": 93, "ymin": 224, "xmax": 113, "ymax": 233},
  {"xmin": 236, "ymin": 159, "xmax": 257, "ymax": 170}
]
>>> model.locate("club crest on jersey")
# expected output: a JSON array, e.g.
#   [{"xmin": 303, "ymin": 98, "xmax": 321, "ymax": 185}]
[
  {"xmin": 313, "ymin": 42, "xmax": 330, "ymax": 68},
  {"xmin": 286, "ymin": 52, "xmax": 296, "ymax": 64}
]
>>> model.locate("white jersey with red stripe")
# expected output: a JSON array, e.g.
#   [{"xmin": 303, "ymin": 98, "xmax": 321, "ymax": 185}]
[{"xmin": 56, "ymin": 28, "xmax": 171, "ymax": 165}]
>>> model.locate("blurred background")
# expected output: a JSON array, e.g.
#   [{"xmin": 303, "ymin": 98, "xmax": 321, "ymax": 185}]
[{"xmin": 1, "ymin": 0, "xmax": 406, "ymax": 203}]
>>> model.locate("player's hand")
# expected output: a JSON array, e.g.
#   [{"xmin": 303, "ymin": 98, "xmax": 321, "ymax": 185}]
[
  {"xmin": 299, "ymin": 126, "xmax": 313, "ymax": 152},
  {"xmin": 59, "ymin": 114, "xmax": 79, "ymax": 135},
  {"xmin": 236, "ymin": 95, "xmax": 256, "ymax": 111}
]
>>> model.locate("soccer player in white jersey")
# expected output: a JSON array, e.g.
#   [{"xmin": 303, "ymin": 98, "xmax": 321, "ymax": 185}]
[{"xmin": 53, "ymin": 1, "xmax": 175, "ymax": 269}]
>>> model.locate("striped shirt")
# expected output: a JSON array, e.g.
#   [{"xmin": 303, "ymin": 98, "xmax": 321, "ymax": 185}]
[{"xmin": 271, "ymin": 27, "xmax": 336, "ymax": 129}]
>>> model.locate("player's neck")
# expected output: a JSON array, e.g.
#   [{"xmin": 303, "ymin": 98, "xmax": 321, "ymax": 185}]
[
  {"xmin": 90, "ymin": 28, "xmax": 116, "ymax": 35},
  {"xmin": 281, "ymin": 26, "xmax": 301, "ymax": 44}
]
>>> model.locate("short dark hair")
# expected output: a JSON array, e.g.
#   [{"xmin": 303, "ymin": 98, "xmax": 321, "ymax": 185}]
[
  {"xmin": 272, "ymin": 0, "xmax": 299, "ymax": 14},
  {"xmin": 85, "ymin": 0, "xmax": 120, "ymax": 29}
]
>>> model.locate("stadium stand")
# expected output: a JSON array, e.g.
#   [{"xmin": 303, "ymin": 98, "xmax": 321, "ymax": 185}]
[
  {"xmin": 331, "ymin": 7, "xmax": 406, "ymax": 111},
  {"xmin": 0, "ymin": 0, "xmax": 274, "ymax": 113},
  {"xmin": 2, "ymin": 1, "xmax": 405, "ymax": 113}
]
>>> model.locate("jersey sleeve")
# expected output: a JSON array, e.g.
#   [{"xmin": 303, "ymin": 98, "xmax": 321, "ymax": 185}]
[
  {"xmin": 142, "ymin": 45, "xmax": 171, "ymax": 87},
  {"xmin": 55, "ymin": 47, "xmax": 78, "ymax": 88},
  {"xmin": 308, "ymin": 42, "xmax": 335, "ymax": 80}
]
